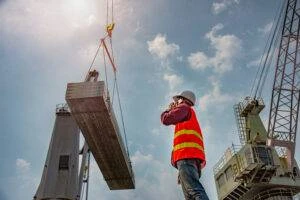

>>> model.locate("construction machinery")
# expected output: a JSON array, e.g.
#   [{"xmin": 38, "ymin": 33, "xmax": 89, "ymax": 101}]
[
  {"xmin": 34, "ymin": 1, "xmax": 135, "ymax": 199},
  {"xmin": 34, "ymin": 74, "xmax": 134, "ymax": 200},
  {"xmin": 214, "ymin": 0, "xmax": 300, "ymax": 199},
  {"xmin": 34, "ymin": 104, "xmax": 81, "ymax": 200}
]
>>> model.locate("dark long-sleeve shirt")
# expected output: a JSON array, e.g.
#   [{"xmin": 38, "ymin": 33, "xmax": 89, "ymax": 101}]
[{"xmin": 161, "ymin": 102, "xmax": 191, "ymax": 125}]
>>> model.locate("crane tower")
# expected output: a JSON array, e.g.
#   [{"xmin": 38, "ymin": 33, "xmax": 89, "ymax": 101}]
[{"xmin": 34, "ymin": 105, "xmax": 80, "ymax": 200}]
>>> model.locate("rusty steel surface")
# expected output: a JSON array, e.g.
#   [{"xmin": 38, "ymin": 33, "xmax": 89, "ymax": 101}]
[{"xmin": 66, "ymin": 81, "xmax": 134, "ymax": 190}]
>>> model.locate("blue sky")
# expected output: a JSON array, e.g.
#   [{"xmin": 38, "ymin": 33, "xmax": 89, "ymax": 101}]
[{"xmin": 1, "ymin": 0, "xmax": 300, "ymax": 199}]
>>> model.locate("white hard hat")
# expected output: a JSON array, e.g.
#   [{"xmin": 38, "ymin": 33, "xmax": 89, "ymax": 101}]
[{"xmin": 173, "ymin": 90, "xmax": 196, "ymax": 106}]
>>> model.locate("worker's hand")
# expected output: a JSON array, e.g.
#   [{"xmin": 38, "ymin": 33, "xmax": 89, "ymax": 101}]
[{"xmin": 168, "ymin": 102, "xmax": 177, "ymax": 111}]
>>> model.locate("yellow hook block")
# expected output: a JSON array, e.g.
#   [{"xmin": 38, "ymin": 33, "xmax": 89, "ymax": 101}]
[{"xmin": 106, "ymin": 23, "xmax": 115, "ymax": 37}]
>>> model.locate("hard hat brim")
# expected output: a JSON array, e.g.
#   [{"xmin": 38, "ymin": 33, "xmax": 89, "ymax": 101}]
[{"xmin": 173, "ymin": 95, "xmax": 194, "ymax": 106}]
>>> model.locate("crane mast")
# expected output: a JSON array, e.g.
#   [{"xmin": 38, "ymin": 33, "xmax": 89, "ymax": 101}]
[{"xmin": 267, "ymin": 0, "xmax": 300, "ymax": 173}]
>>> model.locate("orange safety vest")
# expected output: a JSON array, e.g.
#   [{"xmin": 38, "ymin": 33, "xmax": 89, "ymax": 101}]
[{"xmin": 171, "ymin": 107, "xmax": 206, "ymax": 169}]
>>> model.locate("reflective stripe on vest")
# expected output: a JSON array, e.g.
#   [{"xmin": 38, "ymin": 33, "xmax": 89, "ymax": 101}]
[
  {"xmin": 173, "ymin": 142, "xmax": 204, "ymax": 152},
  {"xmin": 174, "ymin": 129, "xmax": 203, "ymax": 141}
]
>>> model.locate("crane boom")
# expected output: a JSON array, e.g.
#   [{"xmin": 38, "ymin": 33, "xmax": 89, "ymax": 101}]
[{"xmin": 267, "ymin": 0, "xmax": 300, "ymax": 172}]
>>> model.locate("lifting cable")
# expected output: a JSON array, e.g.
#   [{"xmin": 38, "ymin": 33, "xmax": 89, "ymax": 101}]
[
  {"xmin": 84, "ymin": 41, "xmax": 103, "ymax": 81},
  {"xmin": 102, "ymin": 43, "xmax": 130, "ymax": 158},
  {"xmin": 83, "ymin": 0, "xmax": 131, "ymax": 158},
  {"xmin": 108, "ymin": 0, "xmax": 117, "ymax": 106},
  {"xmin": 102, "ymin": 43, "xmax": 109, "ymax": 96},
  {"xmin": 105, "ymin": 0, "xmax": 130, "ymax": 158},
  {"xmin": 250, "ymin": 0, "xmax": 285, "ymax": 99},
  {"xmin": 254, "ymin": 15, "xmax": 281, "ymax": 99},
  {"xmin": 257, "ymin": 28, "xmax": 281, "ymax": 98},
  {"xmin": 115, "ymin": 73, "xmax": 130, "ymax": 157}
]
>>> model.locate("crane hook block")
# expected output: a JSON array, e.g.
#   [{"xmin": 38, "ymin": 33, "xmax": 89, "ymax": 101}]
[{"xmin": 106, "ymin": 23, "xmax": 115, "ymax": 37}]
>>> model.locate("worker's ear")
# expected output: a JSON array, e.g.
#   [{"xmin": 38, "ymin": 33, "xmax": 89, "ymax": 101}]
[{"xmin": 178, "ymin": 98, "xmax": 183, "ymax": 104}]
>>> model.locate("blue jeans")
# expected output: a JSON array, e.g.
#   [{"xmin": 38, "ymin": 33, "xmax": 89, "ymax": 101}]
[{"xmin": 177, "ymin": 159, "xmax": 209, "ymax": 200}]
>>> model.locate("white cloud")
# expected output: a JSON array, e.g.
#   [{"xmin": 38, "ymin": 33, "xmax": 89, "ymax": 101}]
[
  {"xmin": 16, "ymin": 158, "xmax": 31, "ymax": 173},
  {"xmin": 258, "ymin": 22, "xmax": 273, "ymax": 35},
  {"xmin": 147, "ymin": 34, "xmax": 184, "ymax": 97},
  {"xmin": 131, "ymin": 150, "xmax": 154, "ymax": 165},
  {"xmin": 176, "ymin": 56, "xmax": 183, "ymax": 62},
  {"xmin": 188, "ymin": 52, "xmax": 210, "ymax": 70},
  {"xmin": 14, "ymin": 158, "xmax": 38, "ymax": 194},
  {"xmin": 88, "ymin": 151, "xmax": 182, "ymax": 200},
  {"xmin": 163, "ymin": 73, "xmax": 183, "ymax": 92},
  {"xmin": 147, "ymin": 34, "xmax": 180, "ymax": 60},
  {"xmin": 212, "ymin": 0, "xmax": 239, "ymax": 15},
  {"xmin": 199, "ymin": 77, "xmax": 234, "ymax": 111},
  {"xmin": 78, "ymin": 44, "xmax": 99, "ymax": 62},
  {"xmin": 188, "ymin": 24, "xmax": 242, "ymax": 73},
  {"xmin": 247, "ymin": 53, "xmax": 266, "ymax": 68},
  {"xmin": 247, "ymin": 57, "xmax": 261, "ymax": 68},
  {"xmin": 87, "ymin": 14, "xmax": 96, "ymax": 26},
  {"xmin": 129, "ymin": 151, "xmax": 181, "ymax": 200}
]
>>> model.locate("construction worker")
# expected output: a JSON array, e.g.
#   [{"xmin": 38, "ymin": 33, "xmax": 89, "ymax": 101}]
[{"xmin": 161, "ymin": 90, "xmax": 209, "ymax": 200}]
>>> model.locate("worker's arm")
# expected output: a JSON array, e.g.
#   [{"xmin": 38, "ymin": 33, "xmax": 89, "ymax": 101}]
[{"xmin": 161, "ymin": 103, "xmax": 191, "ymax": 126}]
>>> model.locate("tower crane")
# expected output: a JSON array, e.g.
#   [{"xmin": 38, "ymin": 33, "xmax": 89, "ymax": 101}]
[{"xmin": 214, "ymin": 0, "xmax": 300, "ymax": 199}]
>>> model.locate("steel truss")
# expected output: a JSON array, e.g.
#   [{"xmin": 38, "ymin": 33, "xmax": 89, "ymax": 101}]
[{"xmin": 268, "ymin": 0, "xmax": 300, "ymax": 171}]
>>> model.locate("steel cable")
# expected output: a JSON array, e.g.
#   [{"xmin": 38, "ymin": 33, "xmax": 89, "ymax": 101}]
[
  {"xmin": 250, "ymin": 0, "xmax": 285, "ymax": 98},
  {"xmin": 255, "ymin": 0, "xmax": 285, "ymax": 98}
]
